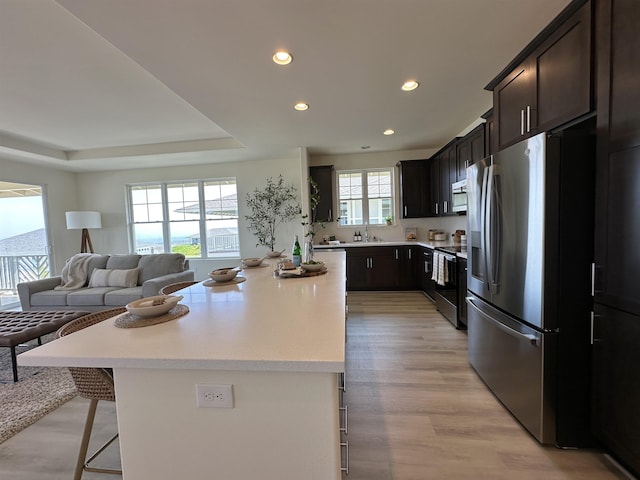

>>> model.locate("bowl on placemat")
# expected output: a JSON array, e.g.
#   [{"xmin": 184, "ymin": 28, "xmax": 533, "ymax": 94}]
[
  {"xmin": 208, "ymin": 267, "xmax": 241, "ymax": 282},
  {"xmin": 300, "ymin": 261, "xmax": 325, "ymax": 272},
  {"xmin": 266, "ymin": 249, "xmax": 285, "ymax": 258},
  {"xmin": 126, "ymin": 295, "xmax": 183, "ymax": 318},
  {"xmin": 242, "ymin": 257, "xmax": 264, "ymax": 267}
]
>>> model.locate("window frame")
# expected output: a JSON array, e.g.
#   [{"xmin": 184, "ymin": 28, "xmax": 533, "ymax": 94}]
[
  {"xmin": 336, "ymin": 168, "xmax": 394, "ymax": 227},
  {"xmin": 126, "ymin": 178, "xmax": 239, "ymax": 259}
]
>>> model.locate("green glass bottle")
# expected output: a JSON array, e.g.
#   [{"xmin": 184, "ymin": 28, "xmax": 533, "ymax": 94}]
[{"xmin": 292, "ymin": 235, "xmax": 302, "ymax": 267}]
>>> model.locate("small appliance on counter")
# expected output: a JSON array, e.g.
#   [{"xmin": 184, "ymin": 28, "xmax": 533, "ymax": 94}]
[{"xmin": 452, "ymin": 229, "xmax": 466, "ymax": 243}]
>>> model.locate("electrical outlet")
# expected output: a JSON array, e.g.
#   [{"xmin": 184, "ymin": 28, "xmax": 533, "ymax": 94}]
[{"xmin": 196, "ymin": 384, "xmax": 234, "ymax": 408}]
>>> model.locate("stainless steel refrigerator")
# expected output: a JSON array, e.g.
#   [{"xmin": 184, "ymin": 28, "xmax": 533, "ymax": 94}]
[{"xmin": 466, "ymin": 125, "xmax": 595, "ymax": 447}]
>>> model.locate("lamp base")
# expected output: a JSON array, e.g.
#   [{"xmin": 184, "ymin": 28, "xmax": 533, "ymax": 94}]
[{"xmin": 80, "ymin": 228, "xmax": 94, "ymax": 254}]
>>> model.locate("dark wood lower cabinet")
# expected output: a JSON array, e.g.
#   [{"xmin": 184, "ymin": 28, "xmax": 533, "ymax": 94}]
[
  {"xmin": 346, "ymin": 247, "xmax": 396, "ymax": 291},
  {"xmin": 592, "ymin": 303, "xmax": 640, "ymax": 477},
  {"xmin": 345, "ymin": 246, "xmax": 418, "ymax": 291}
]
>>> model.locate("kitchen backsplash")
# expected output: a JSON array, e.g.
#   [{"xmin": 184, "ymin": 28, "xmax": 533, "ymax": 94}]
[{"xmin": 316, "ymin": 215, "xmax": 467, "ymax": 244}]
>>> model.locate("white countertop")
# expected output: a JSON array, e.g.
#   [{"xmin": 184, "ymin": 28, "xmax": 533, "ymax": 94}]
[
  {"xmin": 19, "ymin": 251, "xmax": 346, "ymax": 374},
  {"xmin": 315, "ymin": 240, "xmax": 468, "ymax": 256}
]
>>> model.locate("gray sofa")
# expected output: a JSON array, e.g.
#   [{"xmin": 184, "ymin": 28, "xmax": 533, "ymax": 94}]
[{"xmin": 18, "ymin": 253, "xmax": 194, "ymax": 312}]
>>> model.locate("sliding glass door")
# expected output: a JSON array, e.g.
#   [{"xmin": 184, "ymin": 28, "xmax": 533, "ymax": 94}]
[{"xmin": 0, "ymin": 181, "xmax": 50, "ymax": 310}]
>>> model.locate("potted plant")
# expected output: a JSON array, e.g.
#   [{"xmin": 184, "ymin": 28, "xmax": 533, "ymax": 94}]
[
  {"xmin": 245, "ymin": 175, "xmax": 301, "ymax": 255},
  {"xmin": 385, "ymin": 215, "xmax": 393, "ymax": 225},
  {"xmin": 301, "ymin": 177, "xmax": 326, "ymax": 262}
]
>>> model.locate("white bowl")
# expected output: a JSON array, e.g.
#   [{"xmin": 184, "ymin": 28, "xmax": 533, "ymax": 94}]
[
  {"xmin": 300, "ymin": 261, "xmax": 325, "ymax": 272},
  {"xmin": 126, "ymin": 295, "xmax": 182, "ymax": 318},
  {"xmin": 242, "ymin": 257, "xmax": 263, "ymax": 267},
  {"xmin": 209, "ymin": 267, "xmax": 240, "ymax": 282},
  {"xmin": 266, "ymin": 250, "xmax": 284, "ymax": 258}
]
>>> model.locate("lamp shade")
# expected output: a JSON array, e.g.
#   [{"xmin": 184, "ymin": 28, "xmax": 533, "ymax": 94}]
[{"xmin": 65, "ymin": 211, "xmax": 102, "ymax": 230}]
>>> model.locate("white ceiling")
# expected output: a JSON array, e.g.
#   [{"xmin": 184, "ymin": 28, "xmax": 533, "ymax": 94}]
[{"xmin": 0, "ymin": 0, "xmax": 572, "ymax": 172}]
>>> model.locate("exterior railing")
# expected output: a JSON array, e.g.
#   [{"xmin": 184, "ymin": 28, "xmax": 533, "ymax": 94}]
[{"xmin": 0, "ymin": 255, "xmax": 50, "ymax": 292}]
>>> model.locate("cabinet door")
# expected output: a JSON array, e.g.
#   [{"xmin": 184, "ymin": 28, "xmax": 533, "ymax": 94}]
[
  {"xmin": 594, "ymin": 0, "xmax": 640, "ymax": 315},
  {"xmin": 534, "ymin": 2, "xmax": 592, "ymax": 133},
  {"xmin": 494, "ymin": 62, "xmax": 534, "ymax": 150},
  {"xmin": 456, "ymin": 124, "xmax": 486, "ymax": 177},
  {"xmin": 439, "ymin": 147, "xmax": 457, "ymax": 215},
  {"xmin": 592, "ymin": 303, "xmax": 640, "ymax": 476},
  {"xmin": 346, "ymin": 251, "xmax": 369, "ymax": 291},
  {"xmin": 428, "ymin": 157, "xmax": 440, "ymax": 216},
  {"xmin": 396, "ymin": 246, "xmax": 418, "ymax": 290},
  {"xmin": 309, "ymin": 166, "xmax": 334, "ymax": 223},
  {"xmin": 397, "ymin": 160, "xmax": 428, "ymax": 218}
]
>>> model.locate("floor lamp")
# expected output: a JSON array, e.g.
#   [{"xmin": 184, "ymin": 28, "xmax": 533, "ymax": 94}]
[{"xmin": 65, "ymin": 211, "xmax": 102, "ymax": 253}]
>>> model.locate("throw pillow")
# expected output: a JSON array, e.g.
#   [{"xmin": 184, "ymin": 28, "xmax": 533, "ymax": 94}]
[{"xmin": 89, "ymin": 268, "xmax": 139, "ymax": 288}]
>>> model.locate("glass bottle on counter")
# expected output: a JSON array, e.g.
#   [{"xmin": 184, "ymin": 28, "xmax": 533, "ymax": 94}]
[{"xmin": 292, "ymin": 235, "xmax": 302, "ymax": 267}]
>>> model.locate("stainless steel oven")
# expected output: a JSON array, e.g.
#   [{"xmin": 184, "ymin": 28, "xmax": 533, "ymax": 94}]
[{"xmin": 433, "ymin": 247, "xmax": 460, "ymax": 328}]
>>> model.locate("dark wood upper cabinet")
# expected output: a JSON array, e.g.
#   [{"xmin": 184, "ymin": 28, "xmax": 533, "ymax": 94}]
[
  {"xmin": 489, "ymin": 0, "xmax": 593, "ymax": 150},
  {"xmin": 309, "ymin": 165, "xmax": 334, "ymax": 223},
  {"xmin": 481, "ymin": 109, "xmax": 496, "ymax": 156},
  {"xmin": 428, "ymin": 156, "xmax": 440, "ymax": 217},
  {"xmin": 535, "ymin": 1, "xmax": 592, "ymax": 132},
  {"xmin": 396, "ymin": 160, "xmax": 428, "ymax": 218},
  {"xmin": 456, "ymin": 124, "xmax": 486, "ymax": 176}
]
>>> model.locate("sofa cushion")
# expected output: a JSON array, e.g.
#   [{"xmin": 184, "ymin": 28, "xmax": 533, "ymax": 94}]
[
  {"xmin": 104, "ymin": 286, "xmax": 144, "ymax": 306},
  {"xmin": 138, "ymin": 253, "xmax": 186, "ymax": 284},
  {"xmin": 86, "ymin": 255, "xmax": 109, "ymax": 285},
  {"xmin": 31, "ymin": 290, "xmax": 72, "ymax": 307},
  {"xmin": 89, "ymin": 268, "xmax": 139, "ymax": 288},
  {"xmin": 106, "ymin": 254, "xmax": 141, "ymax": 271},
  {"xmin": 66, "ymin": 287, "xmax": 120, "ymax": 306}
]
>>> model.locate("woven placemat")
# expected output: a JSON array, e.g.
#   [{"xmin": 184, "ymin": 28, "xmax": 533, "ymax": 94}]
[
  {"xmin": 203, "ymin": 276, "xmax": 246, "ymax": 287},
  {"xmin": 114, "ymin": 304, "xmax": 190, "ymax": 329}
]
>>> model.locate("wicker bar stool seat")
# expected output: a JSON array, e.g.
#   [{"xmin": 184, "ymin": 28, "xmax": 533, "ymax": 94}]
[
  {"xmin": 159, "ymin": 280, "xmax": 197, "ymax": 295},
  {"xmin": 56, "ymin": 307, "xmax": 127, "ymax": 480}
]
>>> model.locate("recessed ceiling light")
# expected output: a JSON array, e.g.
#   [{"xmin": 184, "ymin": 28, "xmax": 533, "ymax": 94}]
[
  {"xmin": 294, "ymin": 103, "xmax": 309, "ymax": 111},
  {"xmin": 273, "ymin": 50, "xmax": 293, "ymax": 65},
  {"xmin": 401, "ymin": 80, "xmax": 419, "ymax": 91},
  {"xmin": 383, "ymin": 129, "xmax": 395, "ymax": 136}
]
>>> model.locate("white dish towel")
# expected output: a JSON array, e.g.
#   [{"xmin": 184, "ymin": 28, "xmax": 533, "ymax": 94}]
[{"xmin": 431, "ymin": 251, "xmax": 449, "ymax": 286}]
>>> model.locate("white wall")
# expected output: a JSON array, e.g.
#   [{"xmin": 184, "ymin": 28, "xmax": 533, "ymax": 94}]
[
  {"xmin": 76, "ymin": 154, "xmax": 305, "ymax": 280},
  {"xmin": 309, "ymin": 148, "xmax": 467, "ymax": 244}
]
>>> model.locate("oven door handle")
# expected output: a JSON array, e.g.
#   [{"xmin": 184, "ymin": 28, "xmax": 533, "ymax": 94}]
[{"xmin": 466, "ymin": 297, "xmax": 538, "ymax": 346}]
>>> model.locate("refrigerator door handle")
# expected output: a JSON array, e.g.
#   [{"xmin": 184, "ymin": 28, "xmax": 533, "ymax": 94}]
[
  {"xmin": 486, "ymin": 164, "xmax": 502, "ymax": 295},
  {"xmin": 480, "ymin": 166, "xmax": 490, "ymax": 288},
  {"xmin": 466, "ymin": 297, "xmax": 538, "ymax": 345}
]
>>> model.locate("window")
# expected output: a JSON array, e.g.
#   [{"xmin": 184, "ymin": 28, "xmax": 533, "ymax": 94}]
[
  {"xmin": 337, "ymin": 169, "xmax": 393, "ymax": 226},
  {"xmin": 127, "ymin": 178, "xmax": 239, "ymax": 259}
]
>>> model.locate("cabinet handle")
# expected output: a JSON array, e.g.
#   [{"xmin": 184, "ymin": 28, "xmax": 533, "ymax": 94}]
[
  {"xmin": 526, "ymin": 106, "xmax": 531, "ymax": 133},
  {"xmin": 370, "ymin": 258, "xmax": 373, "ymax": 269},
  {"xmin": 404, "ymin": 206, "xmax": 408, "ymax": 217},
  {"xmin": 435, "ymin": 203, "xmax": 439, "ymax": 215},
  {"xmin": 590, "ymin": 311, "xmax": 602, "ymax": 345},
  {"xmin": 408, "ymin": 249, "xmax": 412, "ymax": 260},
  {"xmin": 340, "ymin": 404, "xmax": 348, "ymax": 434},
  {"xmin": 520, "ymin": 109, "xmax": 525, "ymax": 135},
  {"xmin": 591, "ymin": 262, "xmax": 596, "ymax": 296},
  {"xmin": 424, "ymin": 260, "xmax": 428, "ymax": 274},
  {"xmin": 340, "ymin": 441, "xmax": 349, "ymax": 474},
  {"xmin": 444, "ymin": 200, "xmax": 448, "ymax": 213},
  {"xmin": 395, "ymin": 249, "xmax": 399, "ymax": 260},
  {"xmin": 328, "ymin": 209, "xmax": 332, "ymax": 222}
]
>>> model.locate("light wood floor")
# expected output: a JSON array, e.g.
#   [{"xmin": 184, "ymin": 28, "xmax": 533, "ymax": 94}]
[
  {"xmin": 0, "ymin": 291, "xmax": 631, "ymax": 479},
  {"xmin": 343, "ymin": 291, "xmax": 630, "ymax": 479}
]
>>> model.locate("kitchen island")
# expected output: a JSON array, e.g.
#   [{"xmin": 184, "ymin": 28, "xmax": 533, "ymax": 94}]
[{"xmin": 19, "ymin": 251, "xmax": 346, "ymax": 480}]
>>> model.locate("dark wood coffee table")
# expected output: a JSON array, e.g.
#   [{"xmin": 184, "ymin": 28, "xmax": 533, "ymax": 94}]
[{"xmin": 0, "ymin": 311, "xmax": 89, "ymax": 382}]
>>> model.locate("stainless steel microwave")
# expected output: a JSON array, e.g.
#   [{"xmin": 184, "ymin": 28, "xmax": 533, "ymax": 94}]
[{"xmin": 451, "ymin": 179, "xmax": 467, "ymax": 213}]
